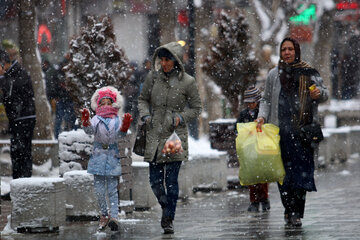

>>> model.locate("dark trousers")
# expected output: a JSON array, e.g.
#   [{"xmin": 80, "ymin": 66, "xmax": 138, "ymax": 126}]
[
  {"xmin": 9, "ymin": 118, "xmax": 36, "ymax": 179},
  {"xmin": 149, "ymin": 161, "xmax": 182, "ymax": 220},
  {"xmin": 249, "ymin": 183, "xmax": 268, "ymax": 203},
  {"xmin": 54, "ymin": 99, "xmax": 76, "ymax": 139},
  {"xmin": 278, "ymin": 183, "xmax": 306, "ymax": 218}
]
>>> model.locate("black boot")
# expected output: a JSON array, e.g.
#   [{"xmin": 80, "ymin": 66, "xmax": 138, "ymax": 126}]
[
  {"xmin": 161, "ymin": 216, "xmax": 174, "ymax": 234},
  {"xmin": 289, "ymin": 214, "xmax": 302, "ymax": 227},
  {"xmin": 247, "ymin": 202, "xmax": 260, "ymax": 212},
  {"xmin": 108, "ymin": 218, "xmax": 119, "ymax": 231},
  {"xmin": 284, "ymin": 213, "xmax": 290, "ymax": 226},
  {"xmin": 261, "ymin": 199, "xmax": 271, "ymax": 211}
]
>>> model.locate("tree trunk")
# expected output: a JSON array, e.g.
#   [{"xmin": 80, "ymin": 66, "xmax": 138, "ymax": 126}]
[
  {"xmin": 157, "ymin": 0, "xmax": 176, "ymax": 45},
  {"xmin": 312, "ymin": 10, "xmax": 334, "ymax": 98},
  {"xmin": 18, "ymin": 0, "xmax": 53, "ymax": 140}
]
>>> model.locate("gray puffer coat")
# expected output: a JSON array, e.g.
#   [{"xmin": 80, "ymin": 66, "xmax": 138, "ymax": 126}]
[{"xmin": 137, "ymin": 42, "xmax": 202, "ymax": 163}]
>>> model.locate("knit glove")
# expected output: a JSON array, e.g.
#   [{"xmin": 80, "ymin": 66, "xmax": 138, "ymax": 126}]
[
  {"xmin": 80, "ymin": 108, "xmax": 91, "ymax": 127},
  {"xmin": 120, "ymin": 113, "xmax": 133, "ymax": 132}
]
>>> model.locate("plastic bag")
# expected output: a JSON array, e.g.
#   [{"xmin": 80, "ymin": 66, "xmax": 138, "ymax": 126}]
[
  {"xmin": 162, "ymin": 131, "xmax": 183, "ymax": 155},
  {"xmin": 236, "ymin": 122, "xmax": 285, "ymax": 186}
]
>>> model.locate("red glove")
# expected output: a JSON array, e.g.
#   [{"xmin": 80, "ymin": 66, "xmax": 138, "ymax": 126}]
[
  {"xmin": 80, "ymin": 108, "xmax": 91, "ymax": 127},
  {"xmin": 120, "ymin": 113, "xmax": 133, "ymax": 132}
]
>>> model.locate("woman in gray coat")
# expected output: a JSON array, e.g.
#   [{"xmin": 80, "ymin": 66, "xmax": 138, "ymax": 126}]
[
  {"xmin": 256, "ymin": 37, "xmax": 328, "ymax": 227},
  {"xmin": 137, "ymin": 42, "xmax": 202, "ymax": 234}
]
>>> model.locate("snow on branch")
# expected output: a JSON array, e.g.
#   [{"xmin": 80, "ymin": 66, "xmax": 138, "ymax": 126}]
[{"xmin": 63, "ymin": 16, "xmax": 133, "ymax": 110}]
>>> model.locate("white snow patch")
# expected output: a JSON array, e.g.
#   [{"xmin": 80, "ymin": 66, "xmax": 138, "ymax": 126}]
[
  {"xmin": 118, "ymin": 219, "xmax": 142, "ymax": 223},
  {"xmin": 227, "ymin": 191, "xmax": 239, "ymax": 196},
  {"xmin": 188, "ymin": 136, "xmax": 226, "ymax": 160},
  {"xmin": 338, "ymin": 170, "xmax": 351, "ymax": 176},
  {"xmin": 319, "ymin": 99, "xmax": 360, "ymax": 112},
  {"xmin": 132, "ymin": 161, "xmax": 149, "ymax": 167},
  {"xmin": 1, "ymin": 215, "xmax": 15, "ymax": 235},
  {"xmin": 209, "ymin": 118, "xmax": 236, "ymax": 124},
  {"xmin": 94, "ymin": 231, "xmax": 107, "ymax": 237}
]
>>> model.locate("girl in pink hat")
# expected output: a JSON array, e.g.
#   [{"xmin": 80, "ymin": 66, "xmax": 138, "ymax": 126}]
[{"xmin": 80, "ymin": 86, "xmax": 132, "ymax": 231}]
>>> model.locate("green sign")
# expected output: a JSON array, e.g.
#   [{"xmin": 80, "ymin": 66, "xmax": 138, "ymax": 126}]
[{"xmin": 289, "ymin": 4, "xmax": 317, "ymax": 25}]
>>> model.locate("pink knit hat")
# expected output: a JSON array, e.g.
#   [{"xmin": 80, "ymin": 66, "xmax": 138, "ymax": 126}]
[
  {"xmin": 91, "ymin": 86, "xmax": 123, "ymax": 112},
  {"xmin": 97, "ymin": 89, "xmax": 117, "ymax": 106}
]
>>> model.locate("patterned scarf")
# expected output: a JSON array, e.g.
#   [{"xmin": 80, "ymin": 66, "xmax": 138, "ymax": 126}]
[
  {"xmin": 279, "ymin": 60, "xmax": 318, "ymax": 127},
  {"xmin": 96, "ymin": 105, "xmax": 118, "ymax": 119}
]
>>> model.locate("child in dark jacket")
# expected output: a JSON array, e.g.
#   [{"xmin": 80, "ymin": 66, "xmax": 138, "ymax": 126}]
[
  {"xmin": 80, "ymin": 86, "xmax": 132, "ymax": 231},
  {"xmin": 236, "ymin": 86, "xmax": 270, "ymax": 212}
]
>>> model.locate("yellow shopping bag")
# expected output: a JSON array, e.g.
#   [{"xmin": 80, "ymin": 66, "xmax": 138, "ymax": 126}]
[{"xmin": 236, "ymin": 122, "xmax": 285, "ymax": 185}]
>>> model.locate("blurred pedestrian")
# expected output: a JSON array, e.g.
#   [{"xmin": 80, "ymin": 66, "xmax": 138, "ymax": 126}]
[
  {"xmin": 41, "ymin": 57, "xmax": 58, "ymax": 114},
  {"xmin": 340, "ymin": 31, "xmax": 360, "ymax": 99},
  {"xmin": 53, "ymin": 56, "xmax": 76, "ymax": 139},
  {"xmin": 236, "ymin": 86, "xmax": 270, "ymax": 212},
  {"xmin": 255, "ymin": 37, "xmax": 328, "ymax": 227},
  {"xmin": 80, "ymin": 86, "xmax": 132, "ymax": 231},
  {"xmin": 138, "ymin": 58, "xmax": 151, "ymax": 93},
  {"xmin": 2, "ymin": 39, "xmax": 20, "ymax": 63},
  {"xmin": 137, "ymin": 42, "xmax": 202, "ymax": 234},
  {"xmin": 0, "ymin": 49, "xmax": 36, "ymax": 200},
  {"xmin": 123, "ymin": 61, "xmax": 142, "ymax": 130}
]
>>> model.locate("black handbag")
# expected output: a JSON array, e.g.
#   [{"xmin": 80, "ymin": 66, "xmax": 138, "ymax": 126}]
[
  {"xmin": 133, "ymin": 123, "xmax": 146, "ymax": 156},
  {"xmin": 299, "ymin": 121, "xmax": 324, "ymax": 145}
]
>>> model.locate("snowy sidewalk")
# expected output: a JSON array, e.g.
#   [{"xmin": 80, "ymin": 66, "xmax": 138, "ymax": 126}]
[{"xmin": 2, "ymin": 153, "xmax": 360, "ymax": 239}]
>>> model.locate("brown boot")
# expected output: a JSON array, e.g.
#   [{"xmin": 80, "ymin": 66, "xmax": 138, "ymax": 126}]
[{"xmin": 98, "ymin": 215, "xmax": 109, "ymax": 230}]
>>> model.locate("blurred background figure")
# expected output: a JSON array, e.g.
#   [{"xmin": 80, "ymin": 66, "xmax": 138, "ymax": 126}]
[
  {"xmin": 123, "ymin": 61, "xmax": 143, "ymax": 130},
  {"xmin": 41, "ymin": 56, "xmax": 58, "ymax": 115},
  {"xmin": 49, "ymin": 55, "xmax": 77, "ymax": 139},
  {"xmin": 2, "ymin": 39, "xmax": 20, "ymax": 63}
]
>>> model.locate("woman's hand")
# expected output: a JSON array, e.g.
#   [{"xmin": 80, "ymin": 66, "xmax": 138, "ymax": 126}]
[
  {"xmin": 255, "ymin": 117, "xmax": 265, "ymax": 132},
  {"xmin": 309, "ymin": 86, "xmax": 321, "ymax": 100}
]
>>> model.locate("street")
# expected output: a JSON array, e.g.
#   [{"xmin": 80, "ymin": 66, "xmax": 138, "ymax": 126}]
[{"xmin": 1, "ymin": 155, "xmax": 360, "ymax": 239}]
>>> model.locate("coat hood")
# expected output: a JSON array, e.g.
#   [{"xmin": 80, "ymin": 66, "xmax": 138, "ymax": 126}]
[
  {"xmin": 91, "ymin": 86, "xmax": 123, "ymax": 112},
  {"xmin": 152, "ymin": 41, "xmax": 185, "ymax": 75}
]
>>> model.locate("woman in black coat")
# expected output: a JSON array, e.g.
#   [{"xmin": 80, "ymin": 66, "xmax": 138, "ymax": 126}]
[{"xmin": 255, "ymin": 38, "xmax": 329, "ymax": 227}]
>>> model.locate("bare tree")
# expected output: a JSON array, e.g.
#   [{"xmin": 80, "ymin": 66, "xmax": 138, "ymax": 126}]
[
  {"xmin": 18, "ymin": 0, "xmax": 53, "ymax": 139},
  {"xmin": 250, "ymin": 0, "xmax": 335, "ymax": 91}
]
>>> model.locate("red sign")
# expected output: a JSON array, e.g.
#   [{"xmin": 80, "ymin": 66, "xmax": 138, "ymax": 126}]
[
  {"xmin": 177, "ymin": 10, "xmax": 189, "ymax": 27},
  {"xmin": 336, "ymin": 2, "xmax": 359, "ymax": 10},
  {"xmin": 290, "ymin": 25, "xmax": 313, "ymax": 42},
  {"xmin": 37, "ymin": 24, "xmax": 52, "ymax": 53}
]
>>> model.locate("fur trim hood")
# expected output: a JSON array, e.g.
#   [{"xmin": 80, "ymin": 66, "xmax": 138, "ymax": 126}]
[{"xmin": 90, "ymin": 86, "xmax": 123, "ymax": 112}]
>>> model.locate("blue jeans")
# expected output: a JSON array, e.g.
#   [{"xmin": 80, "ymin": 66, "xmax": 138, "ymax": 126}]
[
  {"xmin": 149, "ymin": 161, "xmax": 182, "ymax": 220},
  {"xmin": 93, "ymin": 175, "xmax": 119, "ymax": 217}
]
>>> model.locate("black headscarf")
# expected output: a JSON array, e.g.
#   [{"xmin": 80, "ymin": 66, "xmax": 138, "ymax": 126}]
[{"xmin": 278, "ymin": 37, "xmax": 301, "ymax": 90}]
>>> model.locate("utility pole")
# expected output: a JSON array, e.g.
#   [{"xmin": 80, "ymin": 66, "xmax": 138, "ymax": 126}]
[
  {"xmin": 188, "ymin": 0, "xmax": 199, "ymax": 139},
  {"xmin": 188, "ymin": 0, "xmax": 196, "ymax": 76}
]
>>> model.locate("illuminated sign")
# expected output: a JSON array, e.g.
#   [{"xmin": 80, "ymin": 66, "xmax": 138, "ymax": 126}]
[
  {"xmin": 336, "ymin": 2, "xmax": 359, "ymax": 10},
  {"xmin": 37, "ymin": 24, "xmax": 52, "ymax": 53},
  {"xmin": 289, "ymin": 4, "xmax": 317, "ymax": 25}
]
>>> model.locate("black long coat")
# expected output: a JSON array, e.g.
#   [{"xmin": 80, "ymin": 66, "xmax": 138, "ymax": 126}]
[{"xmin": 0, "ymin": 61, "xmax": 36, "ymax": 123}]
